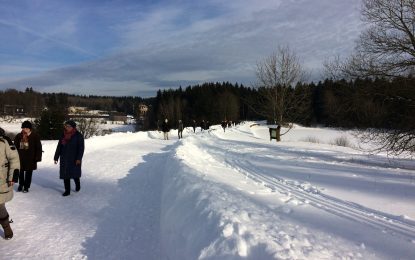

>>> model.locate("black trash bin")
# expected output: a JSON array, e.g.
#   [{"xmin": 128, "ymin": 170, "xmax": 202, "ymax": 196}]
[
  {"xmin": 269, "ymin": 127, "xmax": 277, "ymax": 141},
  {"xmin": 268, "ymin": 125, "xmax": 281, "ymax": 141}
]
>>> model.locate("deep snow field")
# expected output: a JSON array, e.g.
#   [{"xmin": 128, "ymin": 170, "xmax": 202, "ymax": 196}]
[{"xmin": 0, "ymin": 119, "xmax": 414, "ymax": 260}]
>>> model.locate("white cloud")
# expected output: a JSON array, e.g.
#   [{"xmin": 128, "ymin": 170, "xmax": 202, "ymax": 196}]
[{"xmin": 0, "ymin": 0, "xmax": 364, "ymax": 96}]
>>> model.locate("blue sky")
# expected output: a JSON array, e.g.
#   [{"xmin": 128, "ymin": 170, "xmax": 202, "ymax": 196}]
[{"xmin": 0, "ymin": 0, "xmax": 362, "ymax": 97}]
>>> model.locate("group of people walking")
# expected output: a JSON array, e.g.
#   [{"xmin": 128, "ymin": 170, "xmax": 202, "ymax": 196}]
[
  {"xmin": 160, "ymin": 119, "xmax": 184, "ymax": 140},
  {"xmin": 221, "ymin": 120, "xmax": 234, "ymax": 132},
  {"xmin": 160, "ymin": 119, "xmax": 212, "ymax": 140},
  {"xmin": 0, "ymin": 119, "xmax": 84, "ymax": 240}
]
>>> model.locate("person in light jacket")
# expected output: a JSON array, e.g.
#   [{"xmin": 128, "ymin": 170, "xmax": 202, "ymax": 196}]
[
  {"xmin": 54, "ymin": 120, "xmax": 84, "ymax": 197},
  {"xmin": 0, "ymin": 130, "xmax": 20, "ymax": 239}
]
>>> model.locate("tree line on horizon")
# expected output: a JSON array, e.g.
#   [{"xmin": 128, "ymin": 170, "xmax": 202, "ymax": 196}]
[
  {"xmin": 149, "ymin": 78, "xmax": 414, "ymax": 133},
  {"xmin": 1, "ymin": 76, "xmax": 412, "ymax": 133}
]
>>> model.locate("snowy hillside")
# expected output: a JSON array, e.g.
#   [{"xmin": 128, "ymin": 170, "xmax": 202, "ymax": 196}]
[{"xmin": 1, "ymin": 122, "xmax": 415, "ymax": 259}]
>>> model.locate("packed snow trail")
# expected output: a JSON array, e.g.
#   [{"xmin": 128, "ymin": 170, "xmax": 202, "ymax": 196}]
[
  {"xmin": 2, "ymin": 124, "xmax": 415, "ymax": 259},
  {"xmin": 4, "ymin": 132, "xmax": 172, "ymax": 259}
]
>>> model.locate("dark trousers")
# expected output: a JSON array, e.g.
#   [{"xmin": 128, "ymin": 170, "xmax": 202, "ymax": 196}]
[
  {"xmin": 19, "ymin": 170, "xmax": 33, "ymax": 189},
  {"xmin": 64, "ymin": 178, "xmax": 80, "ymax": 192}
]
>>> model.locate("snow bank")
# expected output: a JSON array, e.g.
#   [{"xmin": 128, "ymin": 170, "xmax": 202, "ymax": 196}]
[{"xmin": 159, "ymin": 135, "xmax": 375, "ymax": 259}]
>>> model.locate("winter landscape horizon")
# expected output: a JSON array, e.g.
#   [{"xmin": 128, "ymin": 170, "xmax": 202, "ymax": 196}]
[{"xmin": 1, "ymin": 119, "xmax": 414, "ymax": 260}]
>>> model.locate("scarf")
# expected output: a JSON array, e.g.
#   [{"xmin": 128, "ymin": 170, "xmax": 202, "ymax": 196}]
[
  {"xmin": 21, "ymin": 130, "xmax": 29, "ymax": 142},
  {"xmin": 20, "ymin": 130, "xmax": 30, "ymax": 150},
  {"xmin": 62, "ymin": 128, "xmax": 76, "ymax": 145}
]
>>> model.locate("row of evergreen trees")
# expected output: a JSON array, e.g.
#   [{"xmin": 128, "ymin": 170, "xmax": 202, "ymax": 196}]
[
  {"xmin": 0, "ymin": 87, "xmax": 145, "ymax": 117},
  {"xmin": 150, "ymin": 78, "xmax": 414, "ymax": 131},
  {"xmin": 1, "ymin": 77, "xmax": 413, "ymax": 138}
]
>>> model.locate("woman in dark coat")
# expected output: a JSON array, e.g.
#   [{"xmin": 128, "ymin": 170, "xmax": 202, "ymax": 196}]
[
  {"xmin": 14, "ymin": 121, "xmax": 42, "ymax": 193},
  {"xmin": 54, "ymin": 120, "xmax": 84, "ymax": 196}
]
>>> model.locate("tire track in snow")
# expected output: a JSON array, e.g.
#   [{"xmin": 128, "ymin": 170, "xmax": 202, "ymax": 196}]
[
  {"xmin": 231, "ymin": 157, "xmax": 415, "ymax": 242},
  {"xmin": 195, "ymin": 131, "xmax": 415, "ymax": 244}
]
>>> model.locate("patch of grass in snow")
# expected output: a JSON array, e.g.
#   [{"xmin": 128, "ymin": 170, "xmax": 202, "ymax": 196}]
[
  {"xmin": 302, "ymin": 136, "xmax": 321, "ymax": 144},
  {"xmin": 330, "ymin": 136, "xmax": 353, "ymax": 148}
]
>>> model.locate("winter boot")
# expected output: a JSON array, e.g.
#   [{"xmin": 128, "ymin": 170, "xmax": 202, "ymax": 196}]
[
  {"xmin": 0, "ymin": 215, "xmax": 13, "ymax": 239},
  {"xmin": 62, "ymin": 179, "xmax": 70, "ymax": 196},
  {"xmin": 74, "ymin": 178, "xmax": 80, "ymax": 192}
]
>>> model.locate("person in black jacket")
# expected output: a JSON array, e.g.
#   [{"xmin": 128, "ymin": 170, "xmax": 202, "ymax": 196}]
[
  {"xmin": 200, "ymin": 120, "xmax": 206, "ymax": 132},
  {"xmin": 221, "ymin": 120, "xmax": 227, "ymax": 132},
  {"xmin": 54, "ymin": 120, "xmax": 85, "ymax": 197},
  {"xmin": 161, "ymin": 119, "xmax": 170, "ymax": 140},
  {"xmin": 14, "ymin": 121, "xmax": 42, "ymax": 193}
]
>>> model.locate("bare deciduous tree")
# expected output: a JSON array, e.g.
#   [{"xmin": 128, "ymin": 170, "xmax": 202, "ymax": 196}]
[
  {"xmin": 350, "ymin": 0, "xmax": 415, "ymax": 78},
  {"xmin": 325, "ymin": 0, "xmax": 415, "ymax": 79},
  {"xmin": 357, "ymin": 0, "xmax": 415, "ymax": 156},
  {"xmin": 357, "ymin": 128, "xmax": 415, "ymax": 156},
  {"xmin": 254, "ymin": 46, "xmax": 307, "ymax": 141},
  {"xmin": 77, "ymin": 118, "xmax": 100, "ymax": 139},
  {"xmin": 326, "ymin": 0, "xmax": 415, "ymax": 155},
  {"xmin": 323, "ymin": 55, "xmax": 349, "ymax": 81}
]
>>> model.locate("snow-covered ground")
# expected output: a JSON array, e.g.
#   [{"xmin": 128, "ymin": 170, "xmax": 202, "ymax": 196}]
[{"xmin": 1, "ymin": 121, "xmax": 414, "ymax": 259}]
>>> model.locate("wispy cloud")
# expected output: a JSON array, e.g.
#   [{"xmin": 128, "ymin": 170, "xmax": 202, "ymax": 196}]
[
  {"xmin": 0, "ymin": 18, "xmax": 96, "ymax": 57},
  {"xmin": 0, "ymin": 0, "xmax": 363, "ymax": 97}
]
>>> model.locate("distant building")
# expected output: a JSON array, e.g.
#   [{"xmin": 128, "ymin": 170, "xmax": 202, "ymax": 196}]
[
  {"xmin": 110, "ymin": 112, "xmax": 128, "ymax": 123},
  {"xmin": 67, "ymin": 106, "xmax": 129, "ymax": 124},
  {"xmin": 3, "ymin": 105, "xmax": 25, "ymax": 116},
  {"xmin": 126, "ymin": 115, "xmax": 136, "ymax": 124},
  {"xmin": 138, "ymin": 104, "xmax": 148, "ymax": 120},
  {"xmin": 68, "ymin": 106, "xmax": 88, "ymax": 114},
  {"xmin": 68, "ymin": 106, "xmax": 109, "ymax": 121}
]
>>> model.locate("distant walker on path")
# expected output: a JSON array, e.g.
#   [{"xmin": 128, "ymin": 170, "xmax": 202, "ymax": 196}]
[
  {"xmin": 161, "ymin": 119, "xmax": 170, "ymax": 140},
  {"xmin": 178, "ymin": 120, "xmax": 184, "ymax": 139}
]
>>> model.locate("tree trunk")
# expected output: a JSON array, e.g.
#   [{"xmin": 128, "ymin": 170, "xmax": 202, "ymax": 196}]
[{"xmin": 276, "ymin": 125, "xmax": 281, "ymax": 142}]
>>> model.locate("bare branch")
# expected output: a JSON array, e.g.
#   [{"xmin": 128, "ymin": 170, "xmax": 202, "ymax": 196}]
[{"xmin": 255, "ymin": 46, "xmax": 309, "ymax": 141}]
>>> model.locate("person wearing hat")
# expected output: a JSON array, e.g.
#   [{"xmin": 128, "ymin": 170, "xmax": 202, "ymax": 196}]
[
  {"xmin": 0, "ymin": 130, "xmax": 20, "ymax": 239},
  {"xmin": 13, "ymin": 121, "xmax": 42, "ymax": 193},
  {"xmin": 54, "ymin": 120, "xmax": 84, "ymax": 196}
]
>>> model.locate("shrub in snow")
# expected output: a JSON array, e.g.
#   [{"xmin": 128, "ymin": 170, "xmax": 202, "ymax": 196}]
[
  {"xmin": 302, "ymin": 136, "xmax": 320, "ymax": 144},
  {"xmin": 331, "ymin": 136, "xmax": 351, "ymax": 147}
]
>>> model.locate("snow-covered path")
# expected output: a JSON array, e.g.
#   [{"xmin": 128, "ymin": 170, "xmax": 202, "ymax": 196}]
[
  {"xmin": 2, "ymin": 122, "xmax": 415, "ymax": 259},
  {"xmin": 4, "ymin": 132, "xmax": 172, "ymax": 259}
]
